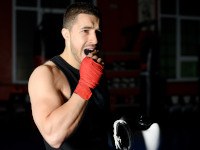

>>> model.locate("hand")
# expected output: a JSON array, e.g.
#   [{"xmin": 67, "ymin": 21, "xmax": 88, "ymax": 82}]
[
  {"xmin": 74, "ymin": 53, "xmax": 104, "ymax": 100},
  {"xmin": 86, "ymin": 49, "xmax": 104, "ymax": 66},
  {"xmin": 79, "ymin": 57, "xmax": 104, "ymax": 88}
]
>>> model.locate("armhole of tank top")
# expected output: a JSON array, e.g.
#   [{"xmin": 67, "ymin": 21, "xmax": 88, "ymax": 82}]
[{"xmin": 50, "ymin": 56, "xmax": 76, "ymax": 96}]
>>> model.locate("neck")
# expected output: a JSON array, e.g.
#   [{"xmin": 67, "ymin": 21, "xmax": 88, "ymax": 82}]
[{"xmin": 60, "ymin": 48, "xmax": 80, "ymax": 70}]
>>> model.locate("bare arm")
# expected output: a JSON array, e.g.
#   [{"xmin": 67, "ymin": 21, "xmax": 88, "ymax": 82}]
[{"xmin": 28, "ymin": 65, "xmax": 88, "ymax": 148}]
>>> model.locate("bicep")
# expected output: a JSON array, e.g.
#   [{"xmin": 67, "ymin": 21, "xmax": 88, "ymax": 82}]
[{"xmin": 28, "ymin": 67, "xmax": 63, "ymax": 129}]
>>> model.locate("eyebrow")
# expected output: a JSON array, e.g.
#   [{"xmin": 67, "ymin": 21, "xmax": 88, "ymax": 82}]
[{"xmin": 81, "ymin": 26, "xmax": 101, "ymax": 32}]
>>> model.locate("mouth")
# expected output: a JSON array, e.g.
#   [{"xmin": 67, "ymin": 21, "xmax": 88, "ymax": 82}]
[{"xmin": 84, "ymin": 48, "xmax": 94, "ymax": 55}]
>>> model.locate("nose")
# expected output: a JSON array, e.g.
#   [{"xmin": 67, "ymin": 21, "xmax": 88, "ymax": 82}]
[{"xmin": 89, "ymin": 31, "xmax": 98, "ymax": 44}]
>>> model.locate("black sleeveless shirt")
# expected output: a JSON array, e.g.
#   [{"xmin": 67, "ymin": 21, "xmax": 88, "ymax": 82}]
[{"xmin": 44, "ymin": 56, "xmax": 111, "ymax": 150}]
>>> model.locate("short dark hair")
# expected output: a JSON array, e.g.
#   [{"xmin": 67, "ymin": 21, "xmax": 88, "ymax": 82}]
[{"xmin": 63, "ymin": 2, "xmax": 101, "ymax": 29}]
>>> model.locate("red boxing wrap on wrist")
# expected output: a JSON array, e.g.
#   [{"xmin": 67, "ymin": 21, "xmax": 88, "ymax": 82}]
[{"xmin": 74, "ymin": 57, "xmax": 104, "ymax": 100}]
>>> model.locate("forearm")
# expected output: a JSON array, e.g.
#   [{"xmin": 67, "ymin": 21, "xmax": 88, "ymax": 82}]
[{"xmin": 38, "ymin": 94, "xmax": 87, "ymax": 148}]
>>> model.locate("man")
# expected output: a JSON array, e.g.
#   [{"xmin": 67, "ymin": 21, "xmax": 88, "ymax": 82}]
[{"xmin": 28, "ymin": 2, "xmax": 112, "ymax": 150}]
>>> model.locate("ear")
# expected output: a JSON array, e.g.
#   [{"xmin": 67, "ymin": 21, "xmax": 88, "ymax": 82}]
[{"xmin": 61, "ymin": 28, "xmax": 70, "ymax": 40}]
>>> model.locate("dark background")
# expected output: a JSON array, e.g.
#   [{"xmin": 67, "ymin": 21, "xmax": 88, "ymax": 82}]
[{"xmin": 0, "ymin": 0, "xmax": 199, "ymax": 150}]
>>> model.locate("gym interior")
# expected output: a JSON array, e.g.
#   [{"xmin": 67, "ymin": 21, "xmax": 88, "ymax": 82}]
[{"xmin": 0, "ymin": 0, "xmax": 199, "ymax": 150}]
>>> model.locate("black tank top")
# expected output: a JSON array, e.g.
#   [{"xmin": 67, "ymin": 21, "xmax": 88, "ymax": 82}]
[{"xmin": 44, "ymin": 55, "xmax": 111, "ymax": 150}]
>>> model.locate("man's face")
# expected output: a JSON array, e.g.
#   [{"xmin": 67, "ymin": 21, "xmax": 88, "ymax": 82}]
[{"xmin": 69, "ymin": 13, "xmax": 101, "ymax": 63}]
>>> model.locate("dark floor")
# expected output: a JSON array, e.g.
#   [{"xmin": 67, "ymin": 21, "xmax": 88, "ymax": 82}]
[{"xmin": 0, "ymin": 104, "xmax": 200, "ymax": 150}]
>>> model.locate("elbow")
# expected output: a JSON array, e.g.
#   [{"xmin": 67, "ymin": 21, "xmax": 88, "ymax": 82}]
[
  {"xmin": 43, "ymin": 128, "xmax": 72, "ymax": 149},
  {"xmin": 43, "ymin": 131, "xmax": 65, "ymax": 149},
  {"xmin": 40, "ymin": 124, "xmax": 63, "ymax": 148},
  {"xmin": 49, "ymin": 141, "xmax": 62, "ymax": 149},
  {"xmin": 39, "ymin": 117, "xmax": 75, "ymax": 148},
  {"xmin": 44, "ymin": 134, "xmax": 63, "ymax": 149}
]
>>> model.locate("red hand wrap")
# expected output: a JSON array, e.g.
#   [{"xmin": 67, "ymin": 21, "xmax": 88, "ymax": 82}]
[{"xmin": 74, "ymin": 57, "xmax": 104, "ymax": 100}]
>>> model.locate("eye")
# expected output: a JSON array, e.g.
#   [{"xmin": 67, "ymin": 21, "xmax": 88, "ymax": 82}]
[{"xmin": 82, "ymin": 29, "xmax": 89, "ymax": 34}]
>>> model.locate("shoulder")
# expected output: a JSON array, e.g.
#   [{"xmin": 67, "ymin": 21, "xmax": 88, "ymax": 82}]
[
  {"xmin": 28, "ymin": 60, "xmax": 63, "ymax": 93},
  {"xmin": 28, "ymin": 60, "xmax": 71, "ymax": 99},
  {"xmin": 29, "ymin": 61, "xmax": 57, "ymax": 82}
]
